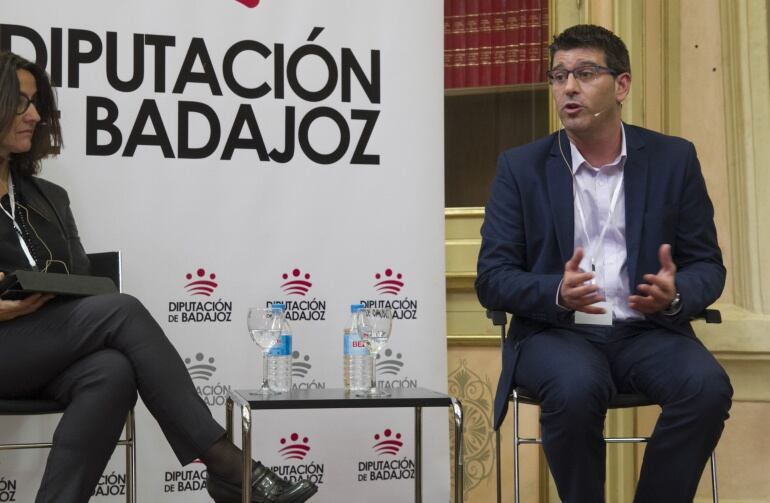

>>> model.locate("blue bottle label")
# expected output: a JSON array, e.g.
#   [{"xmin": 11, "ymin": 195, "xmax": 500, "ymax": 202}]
[
  {"xmin": 344, "ymin": 333, "xmax": 369, "ymax": 356},
  {"xmin": 268, "ymin": 335, "xmax": 292, "ymax": 356}
]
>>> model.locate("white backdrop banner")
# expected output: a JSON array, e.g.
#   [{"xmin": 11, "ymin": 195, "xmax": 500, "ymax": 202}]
[{"xmin": 0, "ymin": 1, "xmax": 448, "ymax": 501}]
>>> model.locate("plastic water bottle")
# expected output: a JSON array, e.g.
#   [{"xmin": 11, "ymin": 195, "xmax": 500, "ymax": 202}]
[
  {"xmin": 267, "ymin": 304, "xmax": 292, "ymax": 393},
  {"xmin": 344, "ymin": 304, "xmax": 371, "ymax": 392}
]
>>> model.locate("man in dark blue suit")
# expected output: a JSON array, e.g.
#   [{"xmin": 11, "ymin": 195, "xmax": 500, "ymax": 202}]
[{"xmin": 476, "ymin": 25, "xmax": 732, "ymax": 503}]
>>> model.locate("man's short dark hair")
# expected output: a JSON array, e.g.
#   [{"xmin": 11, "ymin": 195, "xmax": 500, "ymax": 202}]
[
  {"xmin": 549, "ymin": 24, "xmax": 631, "ymax": 75},
  {"xmin": 0, "ymin": 50, "xmax": 62, "ymax": 176}
]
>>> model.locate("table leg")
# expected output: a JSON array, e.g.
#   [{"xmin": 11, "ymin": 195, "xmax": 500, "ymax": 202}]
[
  {"xmin": 226, "ymin": 397, "xmax": 234, "ymax": 442},
  {"xmin": 241, "ymin": 403, "xmax": 252, "ymax": 503},
  {"xmin": 415, "ymin": 405, "xmax": 423, "ymax": 503},
  {"xmin": 450, "ymin": 398, "xmax": 464, "ymax": 503}
]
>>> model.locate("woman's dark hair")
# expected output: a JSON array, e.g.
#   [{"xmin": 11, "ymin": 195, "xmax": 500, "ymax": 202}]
[
  {"xmin": 0, "ymin": 50, "xmax": 62, "ymax": 175},
  {"xmin": 549, "ymin": 24, "xmax": 631, "ymax": 75}
]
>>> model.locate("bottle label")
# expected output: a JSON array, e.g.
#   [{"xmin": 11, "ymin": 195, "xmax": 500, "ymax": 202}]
[
  {"xmin": 268, "ymin": 335, "xmax": 292, "ymax": 356},
  {"xmin": 344, "ymin": 333, "xmax": 369, "ymax": 356}
]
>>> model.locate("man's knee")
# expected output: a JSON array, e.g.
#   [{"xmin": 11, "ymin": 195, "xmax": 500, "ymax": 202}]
[
  {"xmin": 676, "ymin": 367, "xmax": 732, "ymax": 420},
  {"xmin": 540, "ymin": 373, "xmax": 612, "ymax": 421}
]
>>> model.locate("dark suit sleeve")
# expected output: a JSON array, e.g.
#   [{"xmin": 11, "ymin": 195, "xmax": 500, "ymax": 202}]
[
  {"xmin": 475, "ymin": 152, "xmax": 565, "ymax": 323},
  {"xmin": 667, "ymin": 143, "xmax": 725, "ymax": 321}
]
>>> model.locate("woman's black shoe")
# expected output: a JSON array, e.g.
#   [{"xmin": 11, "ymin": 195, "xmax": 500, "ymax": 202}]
[{"xmin": 206, "ymin": 462, "xmax": 318, "ymax": 502}]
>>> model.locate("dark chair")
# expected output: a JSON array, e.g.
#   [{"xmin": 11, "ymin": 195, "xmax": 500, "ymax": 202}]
[
  {"xmin": 0, "ymin": 252, "xmax": 136, "ymax": 503},
  {"xmin": 487, "ymin": 309, "xmax": 721, "ymax": 503}
]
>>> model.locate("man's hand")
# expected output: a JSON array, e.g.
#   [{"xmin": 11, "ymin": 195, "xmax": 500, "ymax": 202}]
[
  {"xmin": 0, "ymin": 272, "xmax": 54, "ymax": 321},
  {"xmin": 559, "ymin": 247, "xmax": 606, "ymax": 314},
  {"xmin": 628, "ymin": 244, "xmax": 677, "ymax": 314}
]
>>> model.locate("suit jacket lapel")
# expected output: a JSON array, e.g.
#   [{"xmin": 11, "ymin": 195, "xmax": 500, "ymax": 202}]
[
  {"xmin": 546, "ymin": 131, "xmax": 574, "ymax": 264},
  {"xmin": 623, "ymin": 125, "xmax": 648, "ymax": 286}
]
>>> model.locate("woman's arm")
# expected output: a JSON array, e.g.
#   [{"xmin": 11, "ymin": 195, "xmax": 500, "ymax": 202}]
[{"xmin": 0, "ymin": 272, "xmax": 54, "ymax": 321}]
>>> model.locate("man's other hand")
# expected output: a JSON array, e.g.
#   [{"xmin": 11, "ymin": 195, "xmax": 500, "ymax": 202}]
[
  {"xmin": 559, "ymin": 247, "xmax": 606, "ymax": 314},
  {"xmin": 628, "ymin": 244, "xmax": 677, "ymax": 314}
]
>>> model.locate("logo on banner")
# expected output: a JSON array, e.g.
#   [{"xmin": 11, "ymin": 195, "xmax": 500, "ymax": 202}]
[
  {"xmin": 93, "ymin": 472, "xmax": 126, "ymax": 498},
  {"xmin": 376, "ymin": 348, "xmax": 417, "ymax": 389},
  {"xmin": 268, "ymin": 268, "xmax": 326, "ymax": 321},
  {"xmin": 372, "ymin": 429, "xmax": 403, "ymax": 456},
  {"xmin": 234, "ymin": 0, "xmax": 260, "ymax": 7},
  {"xmin": 270, "ymin": 433, "xmax": 325, "ymax": 485},
  {"xmin": 279, "ymin": 433, "xmax": 311, "ymax": 460},
  {"xmin": 185, "ymin": 353, "xmax": 217, "ymax": 381},
  {"xmin": 184, "ymin": 268, "xmax": 218, "ymax": 296},
  {"xmin": 292, "ymin": 351, "xmax": 312, "ymax": 379},
  {"xmin": 376, "ymin": 349, "xmax": 404, "ymax": 376},
  {"xmin": 186, "ymin": 353, "xmax": 232, "ymax": 406},
  {"xmin": 1, "ymin": 26, "xmax": 382, "ymax": 165},
  {"xmin": 281, "ymin": 269, "xmax": 313, "ymax": 296},
  {"xmin": 373, "ymin": 269, "xmax": 404, "ymax": 295},
  {"xmin": 360, "ymin": 268, "xmax": 418, "ymax": 320},
  {"xmin": 0, "ymin": 477, "xmax": 17, "ymax": 501},
  {"xmin": 168, "ymin": 267, "xmax": 233, "ymax": 324},
  {"xmin": 357, "ymin": 430, "xmax": 415, "ymax": 482},
  {"xmin": 289, "ymin": 351, "xmax": 326, "ymax": 390},
  {"xmin": 162, "ymin": 464, "xmax": 207, "ymax": 495}
]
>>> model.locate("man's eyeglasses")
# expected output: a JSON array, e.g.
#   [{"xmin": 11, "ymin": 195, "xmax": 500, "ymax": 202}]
[
  {"xmin": 547, "ymin": 65, "xmax": 618, "ymax": 86},
  {"xmin": 16, "ymin": 94, "xmax": 40, "ymax": 115}
]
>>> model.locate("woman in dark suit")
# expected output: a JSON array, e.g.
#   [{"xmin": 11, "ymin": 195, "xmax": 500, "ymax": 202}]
[{"xmin": 0, "ymin": 50, "xmax": 317, "ymax": 503}]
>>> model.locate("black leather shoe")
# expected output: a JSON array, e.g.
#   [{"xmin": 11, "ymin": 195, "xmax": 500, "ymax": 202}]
[{"xmin": 207, "ymin": 462, "xmax": 317, "ymax": 503}]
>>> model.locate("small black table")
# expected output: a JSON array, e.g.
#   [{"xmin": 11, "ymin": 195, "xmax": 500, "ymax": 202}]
[{"xmin": 225, "ymin": 387, "xmax": 464, "ymax": 503}]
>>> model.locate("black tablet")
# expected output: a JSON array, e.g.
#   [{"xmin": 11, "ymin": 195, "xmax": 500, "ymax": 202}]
[{"xmin": 0, "ymin": 270, "xmax": 117, "ymax": 300}]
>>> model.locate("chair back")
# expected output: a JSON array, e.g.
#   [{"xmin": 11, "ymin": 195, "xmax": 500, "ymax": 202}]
[{"xmin": 87, "ymin": 251, "xmax": 122, "ymax": 292}]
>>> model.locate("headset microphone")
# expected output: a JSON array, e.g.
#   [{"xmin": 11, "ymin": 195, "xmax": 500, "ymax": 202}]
[{"xmin": 593, "ymin": 101, "xmax": 622, "ymax": 117}]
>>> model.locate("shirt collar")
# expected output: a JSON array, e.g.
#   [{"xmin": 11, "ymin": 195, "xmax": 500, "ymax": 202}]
[{"xmin": 569, "ymin": 123, "xmax": 627, "ymax": 175}]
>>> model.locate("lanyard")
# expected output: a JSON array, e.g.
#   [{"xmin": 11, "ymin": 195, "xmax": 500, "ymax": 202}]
[
  {"xmin": 1, "ymin": 173, "xmax": 37, "ymax": 268},
  {"xmin": 573, "ymin": 167, "xmax": 624, "ymax": 270}
]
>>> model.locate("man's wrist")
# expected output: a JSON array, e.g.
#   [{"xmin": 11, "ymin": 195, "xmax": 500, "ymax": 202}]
[{"xmin": 663, "ymin": 291, "xmax": 682, "ymax": 316}]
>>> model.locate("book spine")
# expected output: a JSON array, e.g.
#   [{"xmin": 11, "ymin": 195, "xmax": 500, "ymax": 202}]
[
  {"xmin": 478, "ymin": 0, "xmax": 494, "ymax": 87},
  {"xmin": 505, "ymin": 0, "xmax": 521, "ymax": 84},
  {"xmin": 451, "ymin": 0, "xmax": 467, "ymax": 88},
  {"xmin": 465, "ymin": 0, "xmax": 481, "ymax": 88},
  {"xmin": 525, "ymin": 0, "xmax": 540, "ymax": 84},
  {"xmin": 444, "ymin": 0, "xmax": 454, "ymax": 88},
  {"xmin": 491, "ymin": 0, "xmax": 507, "ymax": 86},
  {"xmin": 539, "ymin": 0, "xmax": 549, "ymax": 82}
]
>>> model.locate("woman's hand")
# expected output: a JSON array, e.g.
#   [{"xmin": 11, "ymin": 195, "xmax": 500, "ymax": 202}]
[{"xmin": 0, "ymin": 272, "xmax": 55, "ymax": 321}]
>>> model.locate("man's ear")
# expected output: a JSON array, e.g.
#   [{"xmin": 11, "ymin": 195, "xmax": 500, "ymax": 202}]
[{"xmin": 615, "ymin": 72, "xmax": 631, "ymax": 103}]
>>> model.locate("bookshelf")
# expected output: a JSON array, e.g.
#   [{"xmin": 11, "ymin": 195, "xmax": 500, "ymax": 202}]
[{"xmin": 444, "ymin": 0, "xmax": 550, "ymax": 208}]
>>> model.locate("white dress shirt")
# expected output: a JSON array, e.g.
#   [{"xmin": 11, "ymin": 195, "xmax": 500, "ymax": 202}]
[{"xmin": 568, "ymin": 124, "xmax": 642, "ymax": 321}]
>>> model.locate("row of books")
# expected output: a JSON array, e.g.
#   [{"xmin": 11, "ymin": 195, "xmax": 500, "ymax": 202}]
[{"xmin": 444, "ymin": 0, "xmax": 549, "ymax": 89}]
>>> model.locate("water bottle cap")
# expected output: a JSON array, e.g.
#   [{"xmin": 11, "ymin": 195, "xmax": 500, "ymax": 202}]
[
  {"xmin": 350, "ymin": 304, "xmax": 364, "ymax": 313},
  {"xmin": 270, "ymin": 303, "xmax": 285, "ymax": 313}
]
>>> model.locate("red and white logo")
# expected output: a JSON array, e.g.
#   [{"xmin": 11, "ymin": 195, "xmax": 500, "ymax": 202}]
[
  {"xmin": 373, "ymin": 269, "xmax": 404, "ymax": 295},
  {"xmin": 184, "ymin": 268, "xmax": 218, "ymax": 296},
  {"xmin": 281, "ymin": 269, "xmax": 313, "ymax": 296},
  {"xmin": 278, "ymin": 433, "xmax": 311, "ymax": 460},
  {"xmin": 372, "ymin": 429, "xmax": 403, "ymax": 456}
]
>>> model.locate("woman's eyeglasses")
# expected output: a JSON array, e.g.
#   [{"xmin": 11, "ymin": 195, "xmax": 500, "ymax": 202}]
[{"xmin": 16, "ymin": 94, "xmax": 40, "ymax": 115}]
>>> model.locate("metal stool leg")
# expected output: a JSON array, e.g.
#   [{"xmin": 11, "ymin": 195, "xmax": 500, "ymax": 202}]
[
  {"xmin": 495, "ymin": 429, "xmax": 501, "ymax": 503},
  {"xmin": 513, "ymin": 390, "xmax": 521, "ymax": 503},
  {"xmin": 710, "ymin": 451, "xmax": 718, "ymax": 503},
  {"xmin": 450, "ymin": 398, "xmax": 464, "ymax": 503},
  {"xmin": 125, "ymin": 409, "xmax": 136, "ymax": 503}
]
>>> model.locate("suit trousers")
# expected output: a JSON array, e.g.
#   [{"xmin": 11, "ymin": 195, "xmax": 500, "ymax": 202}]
[
  {"xmin": 513, "ymin": 321, "xmax": 732, "ymax": 503},
  {"xmin": 0, "ymin": 293, "xmax": 225, "ymax": 503}
]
